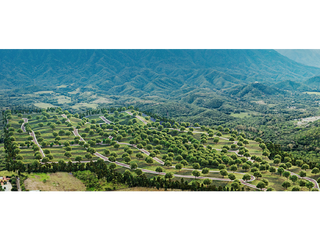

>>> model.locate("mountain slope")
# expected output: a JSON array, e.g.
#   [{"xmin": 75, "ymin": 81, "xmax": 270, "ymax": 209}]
[
  {"xmin": 273, "ymin": 80, "xmax": 311, "ymax": 92},
  {"xmin": 304, "ymin": 76, "xmax": 320, "ymax": 90},
  {"xmin": 1, "ymin": 49, "xmax": 320, "ymax": 95},
  {"xmin": 226, "ymin": 82, "xmax": 286, "ymax": 98},
  {"xmin": 275, "ymin": 49, "xmax": 320, "ymax": 68}
]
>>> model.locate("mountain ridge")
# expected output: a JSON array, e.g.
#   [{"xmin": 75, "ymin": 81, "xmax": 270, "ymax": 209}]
[{"xmin": 1, "ymin": 49, "xmax": 320, "ymax": 95}]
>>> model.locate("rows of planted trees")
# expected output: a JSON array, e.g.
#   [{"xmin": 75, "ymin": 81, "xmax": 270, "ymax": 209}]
[{"xmin": 2, "ymin": 106, "xmax": 320, "ymax": 191}]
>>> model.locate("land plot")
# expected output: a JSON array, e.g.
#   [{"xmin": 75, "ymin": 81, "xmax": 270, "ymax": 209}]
[
  {"xmin": 71, "ymin": 103, "xmax": 98, "ymax": 110},
  {"xmin": 56, "ymin": 95, "xmax": 71, "ymax": 104},
  {"xmin": 19, "ymin": 148, "xmax": 37, "ymax": 163},
  {"xmin": 34, "ymin": 102, "xmax": 56, "ymax": 108},
  {"xmin": 14, "ymin": 133, "xmax": 31, "ymax": 145},
  {"xmin": 24, "ymin": 172, "xmax": 86, "ymax": 194},
  {"xmin": 69, "ymin": 117, "xmax": 82, "ymax": 126},
  {"xmin": 245, "ymin": 142, "xmax": 263, "ymax": 157},
  {"xmin": 44, "ymin": 145, "xmax": 97, "ymax": 162}
]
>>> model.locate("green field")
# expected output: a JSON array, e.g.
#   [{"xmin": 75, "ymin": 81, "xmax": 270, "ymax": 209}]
[
  {"xmin": 304, "ymin": 91, "xmax": 320, "ymax": 95},
  {"xmin": 34, "ymin": 102, "xmax": 56, "ymax": 108}
]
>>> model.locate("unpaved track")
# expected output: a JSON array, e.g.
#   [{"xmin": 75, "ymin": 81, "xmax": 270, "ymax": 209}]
[
  {"xmin": 100, "ymin": 116, "xmax": 112, "ymax": 124},
  {"xmin": 30, "ymin": 131, "xmax": 46, "ymax": 158},
  {"xmin": 21, "ymin": 118, "xmax": 28, "ymax": 132}
]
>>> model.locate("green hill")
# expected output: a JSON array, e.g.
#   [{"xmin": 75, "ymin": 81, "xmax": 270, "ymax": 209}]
[
  {"xmin": 226, "ymin": 82, "xmax": 286, "ymax": 98},
  {"xmin": 304, "ymin": 76, "xmax": 320, "ymax": 90},
  {"xmin": 273, "ymin": 80, "xmax": 311, "ymax": 92}
]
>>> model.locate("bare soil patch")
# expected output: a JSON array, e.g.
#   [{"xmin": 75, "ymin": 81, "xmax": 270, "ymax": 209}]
[{"xmin": 24, "ymin": 172, "xmax": 86, "ymax": 191}]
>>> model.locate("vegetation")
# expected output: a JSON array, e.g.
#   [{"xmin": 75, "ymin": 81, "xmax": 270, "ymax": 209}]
[
  {"xmin": 1, "ymin": 104, "xmax": 319, "ymax": 192},
  {"xmin": 3, "ymin": 50, "xmax": 320, "ymax": 191}
]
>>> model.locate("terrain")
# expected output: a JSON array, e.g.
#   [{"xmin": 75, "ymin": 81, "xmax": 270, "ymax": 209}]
[
  {"xmin": 2, "ymin": 106, "xmax": 320, "ymax": 191},
  {"xmin": 2, "ymin": 49, "xmax": 320, "ymax": 191}
]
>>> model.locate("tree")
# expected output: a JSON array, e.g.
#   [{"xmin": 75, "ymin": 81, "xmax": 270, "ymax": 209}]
[
  {"xmin": 104, "ymin": 149, "xmax": 110, "ymax": 156},
  {"xmin": 242, "ymin": 164, "xmax": 250, "ymax": 171},
  {"xmin": 296, "ymin": 160, "xmax": 303, "ymax": 167},
  {"xmin": 175, "ymin": 163, "xmax": 182, "ymax": 172},
  {"xmin": 283, "ymin": 171, "xmax": 291, "ymax": 179},
  {"xmin": 253, "ymin": 171, "xmax": 262, "ymax": 179},
  {"xmin": 130, "ymin": 162, "xmax": 138, "ymax": 170},
  {"xmin": 146, "ymin": 144, "xmax": 153, "ymax": 151},
  {"xmin": 73, "ymin": 156, "xmax": 82, "ymax": 162},
  {"xmin": 311, "ymin": 167, "xmax": 320, "ymax": 175},
  {"xmin": 109, "ymin": 163, "xmax": 117, "ymax": 170},
  {"xmin": 299, "ymin": 171, "xmax": 307, "ymax": 178},
  {"xmin": 299, "ymin": 180, "xmax": 307, "ymax": 187},
  {"xmin": 213, "ymin": 137, "xmax": 219, "ymax": 144},
  {"xmin": 230, "ymin": 165, "xmax": 238, "ymax": 172},
  {"xmin": 165, "ymin": 172, "xmax": 174, "ymax": 181},
  {"xmin": 290, "ymin": 174, "xmax": 298, "ymax": 184},
  {"xmin": 231, "ymin": 181, "xmax": 240, "ymax": 191},
  {"xmin": 193, "ymin": 163, "xmax": 200, "ymax": 169},
  {"xmin": 269, "ymin": 166, "xmax": 276, "ymax": 174},
  {"xmin": 164, "ymin": 160, "xmax": 172, "ymax": 167},
  {"xmin": 277, "ymin": 167, "xmax": 285, "ymax": 176},
  {"xmin": 135, "ymin": 169, "xmax": 143, "ymax": 176},
  {"xmin": 85, "ymin": 153, "xmax": 93, "ymax": 160},
  {"xmin": 144, "ymin": 156, "xmax": 152, "ymax": 164},
  {"xmin": 285, "ymin": 162, "xmax": 292, "ymax": 169},
  {"xmin": 262, "ymin": 179, "xmax": 269, "ymax": 187},
  {"xmin": 242, "ymin": 174, "xmax": 251, "ymax": 182},
  {"xmin": 203, "ymin": 178, "xmax": 212, "ymax": 187},
  {"xmin": 220, "ymin": 169, "xmax": 228, "ymax": 178},
  {"xmin": 155, "ymin": 167, "xmax": 163, "ymax": 174},
  {"xmin": 282, "ymin": 181, "xmax": 291, "ymax": 190},
  {"xmin": 192, "ymin": 170, "xmax": 201, "ymax": 179},
  {"xmin": 136, "ymin": 152, "xmax": 143, "ymax": 159},
  {"xmin": 124, "ymin": 156, "xmax": 131, "ymax": 164},
  {"xmin": 64, "ymin": 151, "xmax": 72, "ymax": 158},
  {"xmin": 301, "ymin": 164, "xmax": 309, "ymax": 171},
  {"xmin": 262, "ymin": 150, "xmax": 270, "ymax": 159},
  {"xmin": 127, "ymin": 149, "xmax": 133, "ymax": 155},
  {"xmin": 202, "ymin": 168, "xmax": 209, "ymax": 174},
  {"xmin": 306, "ymin": 181, "xmax": 314, "ymax": 191},
  {"xmin": 256, "ymin": 182, "xmax": 266, "ymax": 190},
  {"xmin": 228, "ymin": 173, "xmax": 236, "ymax": 181},
  {"xmin": 87, "ymin": 147, "xmax": 96, "ymax": 155}
]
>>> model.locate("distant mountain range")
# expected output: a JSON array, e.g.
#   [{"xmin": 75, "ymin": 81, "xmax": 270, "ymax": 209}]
[
  {"xmin": 1, "ymin": 49, "xmax": 320, "ymax": 97},
  {"xmin": 275, "ymin": 49, "xmax": 320, "ymax": 68}
]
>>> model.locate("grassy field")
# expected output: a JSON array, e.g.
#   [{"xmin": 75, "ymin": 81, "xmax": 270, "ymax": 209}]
[
  {"xmin": 304, "ymin": 92, "xmax": 320, "ymax": 95},
  {"xmin": 71, "ymin": 103, "xmax": 98, "ymax": 110},
  {"xmin": 231, "ymin": 111, "xmax": 261, "ymax": 118},
  {"xmin": 34, "ymin": 102, "xmax": 56, "ymax": 108}
]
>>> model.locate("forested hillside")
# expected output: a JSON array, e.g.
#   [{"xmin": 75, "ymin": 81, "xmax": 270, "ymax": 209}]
[{"xmin": 1, "ymin": 49, "xmax": 320, "ymax": 94}]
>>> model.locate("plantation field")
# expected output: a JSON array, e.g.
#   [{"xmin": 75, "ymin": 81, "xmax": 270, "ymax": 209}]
[{"xmin": 4, "ymin": 106, "xmax": 320, "ymax": 191}]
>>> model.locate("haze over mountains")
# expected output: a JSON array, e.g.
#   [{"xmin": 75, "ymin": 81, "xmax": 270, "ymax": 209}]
[{"xmin": 276, "ymin": 49, "xmax": 320, "ymax": 68}]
